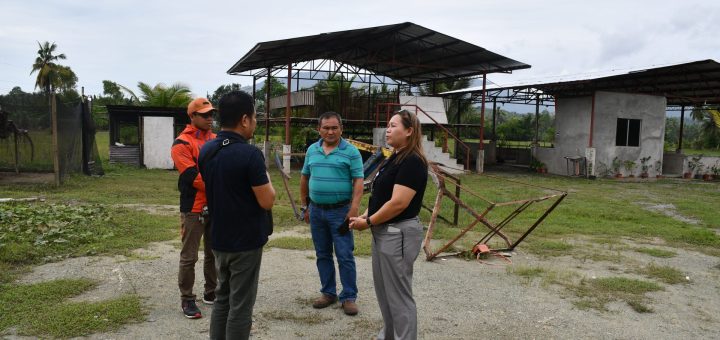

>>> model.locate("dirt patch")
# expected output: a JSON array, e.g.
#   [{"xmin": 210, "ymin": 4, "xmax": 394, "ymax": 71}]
[
  {"xmin": 0, "ymin": 171, "xmax": 54, "ymax": 185},
  {"xmin": 7, "ymin": 233, "xmax": 720, "ymax": 339},
  {"xmin": 637, "ymin": 202, "xmax": 700, "ymax": 225},
  {"xmin": 114, "ymin": 204, "xmax": 178, "ymax": 216}
]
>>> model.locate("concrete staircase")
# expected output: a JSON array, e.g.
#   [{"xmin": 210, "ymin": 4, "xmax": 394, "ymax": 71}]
[{"xmin": 421, "ymin": 135, "xmax": 465, "ymax": 174}]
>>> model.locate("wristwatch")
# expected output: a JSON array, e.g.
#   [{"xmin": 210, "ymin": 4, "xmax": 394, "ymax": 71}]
[{"xmin": 366, "ymin": 216, "xmax": 373, "ymax": 227}]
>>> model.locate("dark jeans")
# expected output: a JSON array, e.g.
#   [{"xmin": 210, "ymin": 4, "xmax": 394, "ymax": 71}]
[
  {"xmin": 309, "ymin": 203, "xmax": 357, "ymax": 302},
  {"xmin": 178, "ymin": 212, "xmax": 216, "ymax": 301},
  {"xmin": 210, "ymin": 248, "xmax": 263, "ymax": 340}
]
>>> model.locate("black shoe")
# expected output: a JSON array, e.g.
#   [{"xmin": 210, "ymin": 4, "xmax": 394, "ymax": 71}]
[
  {"xmin": 182, "ymin": 299, "xmax": 202, "ymax": 319},
  {"xmin": 203, "ymin": 292, "xmax": 216, "ymax": 305}
]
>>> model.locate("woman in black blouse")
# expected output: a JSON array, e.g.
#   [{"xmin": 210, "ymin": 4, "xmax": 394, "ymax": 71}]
[{"xmin": 350, "ymin": 110, "xmax": 428, "ymax": 340}]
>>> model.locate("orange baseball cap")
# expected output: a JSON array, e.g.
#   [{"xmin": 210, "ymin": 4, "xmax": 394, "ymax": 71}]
[{"xmin": 187, "ymin": 97, "xmax": 215, "ymax": 116}]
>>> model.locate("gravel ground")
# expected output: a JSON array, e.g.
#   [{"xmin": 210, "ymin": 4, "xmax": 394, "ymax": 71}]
[{"xmin": 6, "ymin": 232, "xmax": 720, "ymax": 340}]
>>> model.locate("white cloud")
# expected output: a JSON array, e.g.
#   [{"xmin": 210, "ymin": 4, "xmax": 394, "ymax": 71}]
[{"xmin": 1, "ymin": 0, "xmax": 718, "ymax": 96}]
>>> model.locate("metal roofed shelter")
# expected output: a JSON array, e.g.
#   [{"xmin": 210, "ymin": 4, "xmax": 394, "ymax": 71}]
[
  {"xmin": 227, "ymin": 22, "xmax": 530, "ymax": 172},
  {"xmin": 228, "ymin": 22, "xmax": 529, "ymax": 84},
  {"xmin": 442, "ymin": 59, "xmax": 720, "ymax": 177}
]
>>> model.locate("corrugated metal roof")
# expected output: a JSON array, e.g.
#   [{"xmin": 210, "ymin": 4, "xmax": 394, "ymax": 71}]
[
  {"xmin": 442, "ymin": 59, "xmax": 720, "ymax": 106},
  {"xmin": 227, "ymin": 22, "xmax": 530, "ymax": 85}
]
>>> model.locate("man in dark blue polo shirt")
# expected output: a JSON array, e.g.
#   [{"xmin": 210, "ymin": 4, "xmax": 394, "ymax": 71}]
[
  {"xmin": 300, "ymin": 112, "xmax": 364, "ymax": 316},
  {"xmin": 199, "ymin": 91, "xmax": 275, "ymax": 340}
]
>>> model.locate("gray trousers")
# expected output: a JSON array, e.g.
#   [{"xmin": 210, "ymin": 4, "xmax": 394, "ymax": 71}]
[
  {"xmin": 371, "ymin": 217, "xmax": 424, "ymax": 340},
  {"xmin": 210, "ymin": 248, "xmax": 263, "ymax": 340}
]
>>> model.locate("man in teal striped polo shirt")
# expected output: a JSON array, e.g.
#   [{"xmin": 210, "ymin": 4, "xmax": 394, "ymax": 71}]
[{"xmin": 300, "ymin": 112, "xmax": 364, "ymax": 316}]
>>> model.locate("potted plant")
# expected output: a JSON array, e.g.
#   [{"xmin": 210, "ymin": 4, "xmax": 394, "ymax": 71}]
[
  {"xmin": 529, "ymin": 157, "xmax": 540, "ymax": 172},
  {"xmin": 639, "ymin": 156, "xmax": 651, "ymax": 178},
  {"xmin": 612, "ymin": 157, "xmax": 623, "ymax": 178},
  {"xmin": 696, "ymin": 164, "xmax": 706, "ymax": 180},
  {"xmin": 711, "ymin": 163, "xmax": 720, "ymax": 181},
  {"xmin": 624, "ymin": 160, "xmax": 637, "ymax": 178},
  {"xmin": 688, "ymin": 155, "xmax": 703, "ymax": 179},
  {"xmin": 654, "ymin": 160, "xmax": 664, "ymax": 178},
  {"xmin": 702, "ymin": 164, "xmax": 713, "ymax": 181},
  {"xmin": 596, "ymin": 161, "xmax": 610, "ymax": 178},
  {"xmin": 703, "ymin": 172, "xmax": 713, "ymax": 181},
  {"xmin": 537, "ymin": 162, "xmax": 547, "ymax": 174}
]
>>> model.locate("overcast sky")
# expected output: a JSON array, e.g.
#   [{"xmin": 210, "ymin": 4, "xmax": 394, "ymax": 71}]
[{"xmin": 1, "ymin": 0, "xmax": 718, "ymax": 98}]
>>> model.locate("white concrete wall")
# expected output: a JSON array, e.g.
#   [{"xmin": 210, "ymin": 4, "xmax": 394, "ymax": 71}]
[
  {"xmin": 683, "ymin": 155, "xmax": 720, "ymax": 175},
  {"xmin": 536, "ymin": 91, "xmax": 666, "ymax": 177},
  {"xmin": 142, "ymin": 116, "xmax": 175, "ymax": 169},
  {"xmin": 536, "ymin": 96, "xmax": 592, "ymax": 175},
  {"xmin": 593, "ymin": 91, "xmax": 666, "ymax": 177},
  {"xmin": 399, "ymin": 96, "xmax": 448, "ymax": 124}
]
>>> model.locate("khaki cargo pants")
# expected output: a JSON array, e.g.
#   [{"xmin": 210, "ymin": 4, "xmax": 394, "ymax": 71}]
[{"xmin": 179, "ymin": 212, "xmax": 217, "ymax": 301}]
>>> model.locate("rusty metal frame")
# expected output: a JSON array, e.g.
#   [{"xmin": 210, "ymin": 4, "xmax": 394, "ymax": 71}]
[{"xmin": 422, "ymin": 163, "xmax": 567, "ymax": 261}]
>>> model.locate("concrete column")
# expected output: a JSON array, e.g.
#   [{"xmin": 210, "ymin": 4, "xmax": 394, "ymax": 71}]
[
  {"xmin": 282, "ymin": 144, "xmax": 291, "ymax": 175},
  {"xmin": 372, "ymin": 128, "xmax": 387, "ymax": 148},
  {"xmin": 476, "ymin": 149, "xmax": 485, "ymax": 173},
  {"xmin": 585, "ymin": 147, "xmax": 596, "ymax": 177},
  {"xmin": 263, "ymin": 140, "xmax": 272, "ymax": 168},
  {"xmin": 486, "ymin": 140, "xmax": 496, "ymax": 165}
]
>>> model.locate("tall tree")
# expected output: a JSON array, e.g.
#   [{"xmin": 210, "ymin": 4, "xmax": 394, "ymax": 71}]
[
  {"xmin": 102, "ymin": 80, "xmax": 126, "ymax": 103},
  {"xmin": 52, "ymin": 65, "xmax": 78, "ymax": 93},
  {"xmin": 209, "ymin": 83, "xmax": 242, "ymax": 106},
  {"xmin": 255, "ymin": 78, "xmax": 288, "ymax": 100},
  {"xmin": 30, "ymin": 41, "xmax": 67, "ymax": 94},
  {"xmin": 255, "ymin": 78, "xmax": 287, "ymax": 113}
]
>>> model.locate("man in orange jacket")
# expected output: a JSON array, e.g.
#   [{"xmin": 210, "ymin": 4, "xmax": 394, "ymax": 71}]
[{"xmin": 171, "ymin": 97, "xmax": 218, "ymax": 319}]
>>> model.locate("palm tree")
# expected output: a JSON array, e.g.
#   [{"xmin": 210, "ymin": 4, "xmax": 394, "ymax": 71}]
[
  {"xmin": 691, "ymin": 106, "xmax": 720, "ymax": 149},
  {"xmin": 30, "ymin": 41, "xmax": 67, "ymax": 94},
  {"xmin": 313, "ymin": 74, "xmax": 360, "ymax": 116},
  {"xmin": 136, "ymin": 82, "xmax": 192, "ymax": 107},
  {"xmin": 109, "ymin": 82, "xmax": 193, "ymax": 107}
]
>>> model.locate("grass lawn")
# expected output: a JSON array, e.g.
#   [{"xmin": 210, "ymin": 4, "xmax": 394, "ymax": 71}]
[
  {"xmin": 0, "ymin": 130, "xmax": 55, "ymax": 172},
  {"xmin": 672, "ymin": 148, "xmax": 720, "ymax": 157},
  {"xmin": 1, "ymin": 135, "xmax": 719, "ymax": 335},
  {"xmin": 441, "ymin": 138, "xmax": 552, "ymax": 157}
]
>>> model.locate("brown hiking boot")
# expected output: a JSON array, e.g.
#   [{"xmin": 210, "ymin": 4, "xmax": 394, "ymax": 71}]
[
  {"xmin": 342, "ymin": 300, "xmax": 358, "ymax": 316},
  {"xmin": 312, "ymin": 294, "xmax": 337, "ymax": 309}
]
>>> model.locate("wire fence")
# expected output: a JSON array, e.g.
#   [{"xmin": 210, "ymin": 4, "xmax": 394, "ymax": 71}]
[{"xmin": 0, "ymin": 94, "xmax": 103, "ymax": 182}]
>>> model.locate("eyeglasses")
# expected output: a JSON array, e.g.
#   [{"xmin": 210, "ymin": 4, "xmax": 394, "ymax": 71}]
[{"xmin": 194, "ymin": 112, "xmax": 213, "ymax": 119}]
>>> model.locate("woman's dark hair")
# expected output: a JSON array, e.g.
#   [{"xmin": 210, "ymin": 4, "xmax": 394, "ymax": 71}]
[{"xmin": 218, "ymin": 91, "xmax": 255, "ymax": 128}]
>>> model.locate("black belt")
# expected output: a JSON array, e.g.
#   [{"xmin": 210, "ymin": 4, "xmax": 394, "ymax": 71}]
[{"xmin": 310, "ymin": 199, "xmax": 350, "ymax": 210}]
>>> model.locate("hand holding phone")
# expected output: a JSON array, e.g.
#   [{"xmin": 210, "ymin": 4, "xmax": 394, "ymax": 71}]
[{"xmin": 338, "ymin": 217, "xmax": 350, "ymax": 235}]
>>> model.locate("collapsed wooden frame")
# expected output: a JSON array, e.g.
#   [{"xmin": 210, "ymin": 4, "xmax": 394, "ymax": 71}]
[{"xmin": 423, "ymin": 163, "xmax": 567, "ymax": 261}]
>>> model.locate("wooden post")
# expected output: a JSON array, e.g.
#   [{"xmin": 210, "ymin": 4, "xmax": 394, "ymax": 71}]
[
  {"xmin": 677, "ymin": 105, "xmax": 685, "ymax": 153},
  {"xmin": 51, "ymin": 94, "xmax": 60, "ymax": 186}
]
